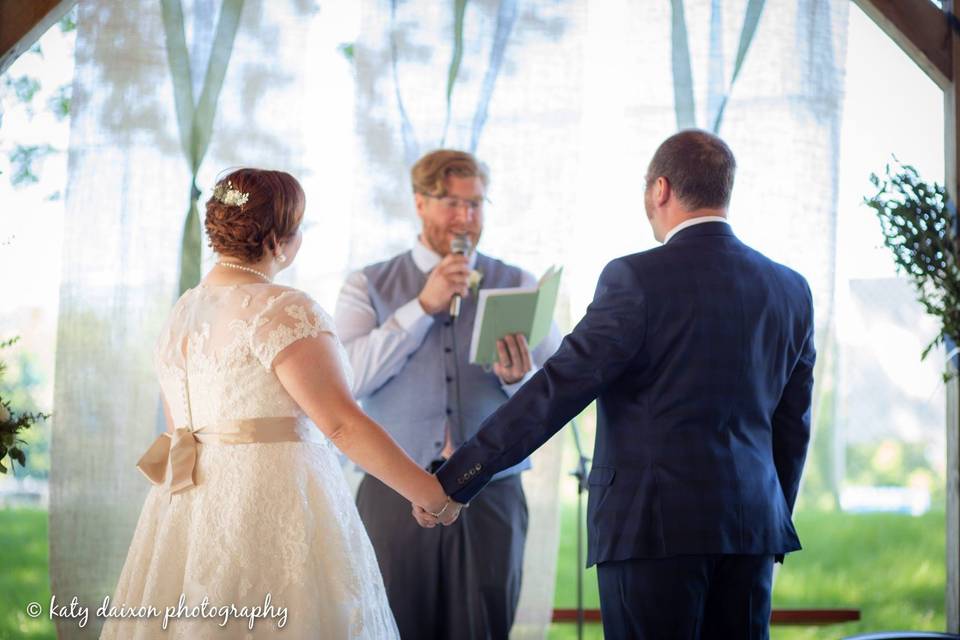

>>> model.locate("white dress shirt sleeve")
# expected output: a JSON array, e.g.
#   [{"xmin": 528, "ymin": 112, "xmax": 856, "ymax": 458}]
[
  {"xmin": 499, "ymin": 269, "xmax": 565, "ymax": 397},
  {"xmin": 334, "ymin": 270, "xmax": 434, "ymax": 399}
]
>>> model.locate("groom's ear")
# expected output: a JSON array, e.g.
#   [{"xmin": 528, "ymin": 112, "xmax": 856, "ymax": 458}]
[{"xmin": 654, "ymin": 177, "xmax": 671, "ymax": 207}]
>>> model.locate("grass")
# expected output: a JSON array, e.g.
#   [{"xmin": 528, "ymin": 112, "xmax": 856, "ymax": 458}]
[
  {"xmin": 548, "ymin": 506, "xmax": 946, "ymax": 640},
  {"xmin": 0, "ymin": 508, "xmax": 54, "ymax": 640},
  {"xmin": 0, "ymin": 506, "xmax": 946, "ymax": 640}
]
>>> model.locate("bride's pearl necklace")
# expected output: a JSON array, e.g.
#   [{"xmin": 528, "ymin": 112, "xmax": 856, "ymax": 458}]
[{"xmin": 217, "ymin": 262, "xmax": 272, "ymax": 282}]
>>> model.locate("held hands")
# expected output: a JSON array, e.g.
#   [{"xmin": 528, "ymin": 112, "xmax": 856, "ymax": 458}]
[
  {"xmin": 418, "ymin": 254, "xmax": 471, "ymax": 315},
  {"xmin": 493, "ymin": 333, "xmax": 533, "ymax": 385},
  {"xmin": 411, "ymin": 497, "xmax": 464, "ymax": 528}
]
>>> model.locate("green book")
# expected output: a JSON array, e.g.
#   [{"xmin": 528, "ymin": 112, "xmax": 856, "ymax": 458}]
[{"xmin": 469, "ymin": 265, "xmax": 563, "ymax": 366}]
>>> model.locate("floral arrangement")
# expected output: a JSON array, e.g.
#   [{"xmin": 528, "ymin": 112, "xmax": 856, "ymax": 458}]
[
  {"xmin": 864, "ymin": 160, "xmax": 960, "ymax": 378},
  {"xmin": 0, "ymin": 337, "xmax": 49, "ymax": 474}
]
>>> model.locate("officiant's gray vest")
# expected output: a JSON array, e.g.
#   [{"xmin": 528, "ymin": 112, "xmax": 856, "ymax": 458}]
[{"xmin": 361, "ymin": 250, "xmax": 530, "ymax": 480}]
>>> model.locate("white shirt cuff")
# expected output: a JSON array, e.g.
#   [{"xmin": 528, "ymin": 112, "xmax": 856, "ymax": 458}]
[
  {"xmin": 393, "ymin": 297, "xmax": 434, "ymax": 338},
  {"xmin": 500, "ymin": 368, "xmax": 535, "ymax": 397}
]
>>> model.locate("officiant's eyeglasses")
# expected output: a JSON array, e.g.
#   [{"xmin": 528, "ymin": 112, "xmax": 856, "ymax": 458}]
[{"xmin": 424, "ymin": 194, "xmax": 488, "ymax": 213}]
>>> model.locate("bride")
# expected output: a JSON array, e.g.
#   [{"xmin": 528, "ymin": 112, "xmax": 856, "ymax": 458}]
[{"xmin": 99, "ymin": 168, "xmax": 460, "ymax": 639}]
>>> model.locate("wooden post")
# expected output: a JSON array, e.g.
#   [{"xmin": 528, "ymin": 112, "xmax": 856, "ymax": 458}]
[
  {"xmin": 855, "ymin": 0, "xmax": 958, "ymax": 628},
  {"xmin": 0, "ymin": 0, "xmax": 77, "ymax": 76},
  {"xmin": 944, "ymin": 1, "xmax": 960, "ymax": 630},
  {"xmin": 949, "ymin": 351, "xmax": 960, "ymax": 632},
  {"xmin": 851, "ymin": 0, "xmax": 952, "ymax": 90}
]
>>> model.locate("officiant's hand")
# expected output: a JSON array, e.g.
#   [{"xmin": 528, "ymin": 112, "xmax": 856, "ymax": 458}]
[
  {"xmin": 494, "ymin": 333, "xmax": 532, "ymax": 385},
  {"xmin": 418, "ymin": 254, "xmax": 471, "ymax": 315}
]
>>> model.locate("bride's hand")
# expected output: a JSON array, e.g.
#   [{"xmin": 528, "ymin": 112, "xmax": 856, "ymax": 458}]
[
  {"xmin": 412, "ymin": 503, "xmax": 439, "ymax": 528},
  {"xmin": 411, "ymin": 498, "xmax": 463, "ymax": 528}
]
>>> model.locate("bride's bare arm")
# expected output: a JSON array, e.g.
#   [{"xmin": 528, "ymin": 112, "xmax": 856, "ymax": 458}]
[
  {"xmin": 162, "ymin": 395, "xmax": 175, "ymax": 434},
  {"xmin": 274, "ymin": 333, "xmax": 449, "ymax": 514}
]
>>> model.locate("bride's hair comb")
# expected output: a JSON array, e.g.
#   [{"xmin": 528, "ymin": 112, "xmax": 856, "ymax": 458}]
[{"xmin": 212, "ymin": 180, "xmax": 250, "ymax": 207}]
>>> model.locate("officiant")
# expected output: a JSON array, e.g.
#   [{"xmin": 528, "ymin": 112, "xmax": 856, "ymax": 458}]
[{"xmin": 334, "ymin": 149, "xmax": 562, "ymax": 639}]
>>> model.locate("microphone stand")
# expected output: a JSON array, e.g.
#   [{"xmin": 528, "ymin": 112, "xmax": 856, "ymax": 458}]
[{"xmin": 568, "ymin": 417, "xmax": 590, "ymax": 640}]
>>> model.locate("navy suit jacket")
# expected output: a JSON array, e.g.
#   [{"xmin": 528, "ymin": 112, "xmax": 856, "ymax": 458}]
[{"xmin": 437, "ymin": 221, "xmax": 815, "ymax": 566}]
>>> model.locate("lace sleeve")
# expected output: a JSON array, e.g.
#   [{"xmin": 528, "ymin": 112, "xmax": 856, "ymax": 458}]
[{"xmin": 250, "ymin": 290, "xmax": 340, "ymax": 371}]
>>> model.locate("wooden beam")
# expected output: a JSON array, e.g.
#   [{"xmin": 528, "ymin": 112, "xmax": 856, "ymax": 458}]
[
  {"xmin": 853, "ymin": 0, "xmax": 952, "ymax": 89},
  {"xmin": 944, "ymin": 1, "xmax": 960, "ymax": 632},
  {"xmin": 949, "ymin": 348, "xmax": 960, "ymax": 632},
  {"xmin": 0, "ymin": 0, "xmax": 78, "ymax": 76},
  {"xmin": 551, "ymin": 608, "xmax": 862, "ymax": 626}
]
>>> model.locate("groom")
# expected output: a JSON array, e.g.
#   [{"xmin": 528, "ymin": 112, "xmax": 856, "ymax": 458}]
[{"xmin": 428, "ymin": 129, "xmax": 816, "ymax": 638}]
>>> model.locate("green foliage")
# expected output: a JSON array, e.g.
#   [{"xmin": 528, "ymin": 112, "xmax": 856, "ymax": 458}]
[
  {"xmin": 59, "ymin": 10, "xmax": 77, "ymax": 33},
  {"xmin": 9, "ymin": 76, "xmax": 41, "ymax": 104},
  {"xmin": 846, "ymin": 439, "xmax": 945, "ymax": 506},
  {"xmin": 0, "ymin": 347, "xmax": 51, "ymax": 479},
  {"xmin": 3, "ymin": 9, "xmax": 75, "ymax": 189},
  {"xmin": 0, "ymin": 338, "xmax": 48, "ymax": 475},
  {"xmin": 338, "ymin": 42, "xmax": 355, "ymax": 62},
  {"xmin": 47, "ymin": 84, "xmax": 72, "ymax": 121},
  {"xmin": 865, "ymin": 161, "xmax": 960, "ymax": 375},
  {"xmin": 8, "ymin": 145, "xmax": 56, "ymax": 187}
]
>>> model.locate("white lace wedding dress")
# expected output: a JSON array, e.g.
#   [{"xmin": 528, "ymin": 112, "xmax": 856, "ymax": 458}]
[{"xmin": 99, "ymin": 283, "xmax": 399, "ymax": 639}]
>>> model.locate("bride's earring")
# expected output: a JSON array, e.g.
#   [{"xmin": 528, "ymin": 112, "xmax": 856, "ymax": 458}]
[{"xmin": 277, "ymin": 253, "xmax": 287, "ymax": 263}]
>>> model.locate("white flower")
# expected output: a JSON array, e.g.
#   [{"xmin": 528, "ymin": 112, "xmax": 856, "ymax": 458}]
[
  {"xmin": 212, "ymin": 180, "xmax": 250, "ymax": 207},
  {"xmin": 468, "ymin": 270, "xmax": 484, "ymax": 295}
]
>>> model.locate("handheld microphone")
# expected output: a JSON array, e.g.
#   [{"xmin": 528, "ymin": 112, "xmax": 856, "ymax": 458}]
[{"xmin": 449, "ymin": 233, "xmax": 472, "ymax": 319}]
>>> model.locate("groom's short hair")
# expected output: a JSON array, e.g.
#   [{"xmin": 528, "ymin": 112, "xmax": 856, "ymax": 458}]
[{"xmin": 646, "ymin": 130, "xmax": 736, "ymax": 210}]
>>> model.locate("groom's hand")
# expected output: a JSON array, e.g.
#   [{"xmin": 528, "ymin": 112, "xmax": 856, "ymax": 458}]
[
  {"xmin": 493, "ymin": 333, "xmax": 532, "ymax": 385},
  {"xmin": 411, "ymin": 499, "xmax": 463, "ymax": 528}
]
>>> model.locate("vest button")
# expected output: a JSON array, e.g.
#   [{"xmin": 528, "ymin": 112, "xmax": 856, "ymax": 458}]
[
  {"xmin": 444, "ymin": 321, "xmax": 451, "ymax": 327},
  {"xmin": 446, "ymin": 408, "xmax": 452, "ymax": 415},
  {"xmin": 446, "ymin": 376, "xmax": 453, "ymax": 383},
  {"xmin": 444, "ymin": 347, "xmax": 452, "ymax": 353}
]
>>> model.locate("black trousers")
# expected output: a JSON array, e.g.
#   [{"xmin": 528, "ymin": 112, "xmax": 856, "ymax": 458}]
[
  {"xmin": 356, "ymin": 473, "xmax": 528, "ymax": 640},
  {"xmin": 596, "ymin": 554, "xmax": 774, "ymax": 640}
]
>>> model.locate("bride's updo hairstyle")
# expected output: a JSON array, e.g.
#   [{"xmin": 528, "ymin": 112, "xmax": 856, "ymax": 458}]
[{"xmin": 204, "ymin": 168, "xmax": 306, "ymax": 263}]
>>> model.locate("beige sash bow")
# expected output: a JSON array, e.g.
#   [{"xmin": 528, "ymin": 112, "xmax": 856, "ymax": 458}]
[{"xmin": 136, "ymin": 416, "xmax": 322, "ymax": 498}]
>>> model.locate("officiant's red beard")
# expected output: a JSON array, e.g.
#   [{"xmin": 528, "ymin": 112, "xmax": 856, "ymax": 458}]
[
  {"xmin": 421, "ymin": 220, "xmax": 483, "ymax": 257},
  {"xmin": 415, "ymin": 176, "xmax": 485, "ymax": 257}
]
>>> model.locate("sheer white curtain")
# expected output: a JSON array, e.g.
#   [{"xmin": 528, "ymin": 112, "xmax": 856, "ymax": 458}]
[
  {"xmin": 51, "ymin": 1, "xmax": 317, "ymax": 637},
  {"xmin": 353, "ymin": 2, "xmax": 587, "ymax": 636},
  {"xmin": 51, "ymin": 1, "xmax": 848, "ymax": 638},
  {"xmin": 352, "ymin": 1, "xmax": 847, "ymax": 636}
]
